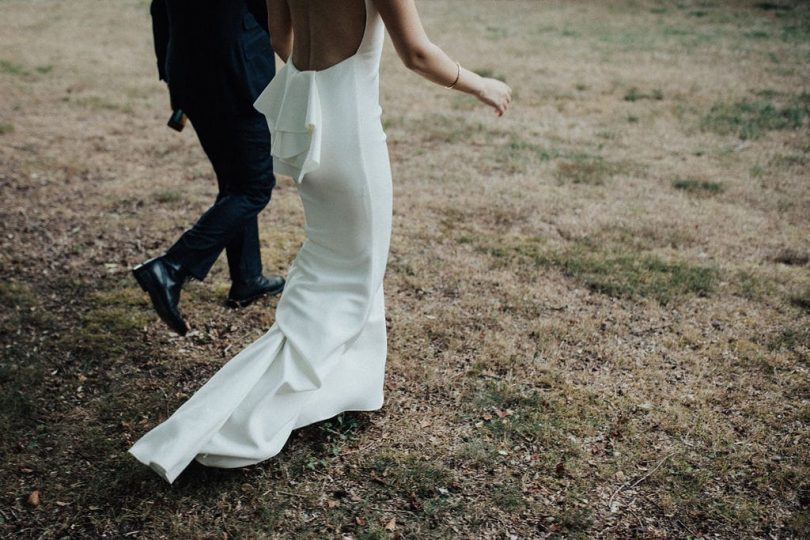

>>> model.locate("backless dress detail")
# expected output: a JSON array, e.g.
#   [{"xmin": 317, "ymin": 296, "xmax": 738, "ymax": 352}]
[{"xmin": 128, "ymin": 0, "xmax": 392, "ymax": 483}]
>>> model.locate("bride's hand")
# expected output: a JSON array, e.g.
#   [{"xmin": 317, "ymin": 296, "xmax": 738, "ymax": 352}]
[{"xmin": 477, "ymin": 78, "xmax": 512, "ymax": 116}]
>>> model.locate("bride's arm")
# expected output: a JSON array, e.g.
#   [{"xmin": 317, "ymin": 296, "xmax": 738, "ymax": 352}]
[
  {"xmin": 372, "ymin": 0, "xmax": 511, "ymax": 116},
  {"xmin": 266, "ymin": 0, "xmax": 292, "ymax": 62}
]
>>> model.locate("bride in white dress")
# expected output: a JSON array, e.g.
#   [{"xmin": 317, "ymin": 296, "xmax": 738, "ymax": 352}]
[{"xmin": 128, "ymin": 0, "xmax": 511, "ymax": 483}]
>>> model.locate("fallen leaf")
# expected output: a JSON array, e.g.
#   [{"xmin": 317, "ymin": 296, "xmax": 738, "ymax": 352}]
[
  {"xmin": 26, "ymin": 490, "xmax": 40, "ymax": 507},
  {"xmin": 384, "ymin": 517, "xmax": 396, "ymax": 531},
  {"xmin": 355, "ymin": 516, "xmax": 367, "ymax": 526}
]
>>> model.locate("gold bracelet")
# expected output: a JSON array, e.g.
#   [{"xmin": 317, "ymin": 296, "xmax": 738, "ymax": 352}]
[{"xmin": 446, "ymin": 61, "xmax": 461, "ymax": 89}]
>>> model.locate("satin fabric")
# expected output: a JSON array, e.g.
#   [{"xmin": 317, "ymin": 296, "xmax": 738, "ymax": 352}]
[{"xmin": 129, "ymin": 0, "xmax": 391, "ymax": 483}]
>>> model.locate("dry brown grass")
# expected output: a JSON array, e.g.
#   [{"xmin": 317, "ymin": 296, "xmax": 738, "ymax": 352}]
[{"xmin": 1, "ymin": 0, "xmax": 808, "ymax": 538}]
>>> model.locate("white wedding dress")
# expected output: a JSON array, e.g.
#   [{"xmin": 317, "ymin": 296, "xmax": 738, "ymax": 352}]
[{"xmin": 128, "ymin": 0, "xmax": 392, "ymax": 483}]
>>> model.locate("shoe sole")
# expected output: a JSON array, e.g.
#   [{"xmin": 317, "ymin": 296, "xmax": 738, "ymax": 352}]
[
  {"xmin": 132, "ymin": 264, "xmax": 189, "ymax": 336},
  {"xmin": 226, "ymin": 281, "xmax": 285, "ymax": 309}
]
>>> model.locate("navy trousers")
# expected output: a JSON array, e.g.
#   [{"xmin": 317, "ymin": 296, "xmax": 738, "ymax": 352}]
[
  {"xmin": 164, "ymin": 110, "xmax": 275, "ymax": 282},
  {"xmin": 152, "ymin": 0, "xmax": 277, "ymax": 283}
]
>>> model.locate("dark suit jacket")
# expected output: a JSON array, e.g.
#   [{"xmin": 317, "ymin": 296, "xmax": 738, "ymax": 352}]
[{"xmin": 150, "ymin": 0, "xmax": 275, "ymax": 119}]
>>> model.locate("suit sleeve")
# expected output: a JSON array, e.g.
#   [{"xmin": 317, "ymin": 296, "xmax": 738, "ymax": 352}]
[
  {"xmin": 246, "ymin": 0, "xmax": 270, "ymax": 34},
  {"xmin": 150, "ymin": 0, "xmax": 169, "ymax": 81}
]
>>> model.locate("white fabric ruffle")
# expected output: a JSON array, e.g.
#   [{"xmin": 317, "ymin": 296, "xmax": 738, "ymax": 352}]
[{"xmin": 254, "ymin": 65, "xmax": 322, "ymax": 183}]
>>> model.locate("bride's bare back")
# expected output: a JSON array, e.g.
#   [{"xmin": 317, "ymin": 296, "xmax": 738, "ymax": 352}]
[
  {"xmin": 266, "ymin": 0, "xmax": 511, "ymax": 115},
  {"xmin": 286, "ymin": 0, "xmax": 367, "ymax": 71}
]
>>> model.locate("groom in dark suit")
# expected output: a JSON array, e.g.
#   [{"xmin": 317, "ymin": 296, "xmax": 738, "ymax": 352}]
[{"xmin": 134, "ymin": 0, "xmax": 283, "ymax": 336}]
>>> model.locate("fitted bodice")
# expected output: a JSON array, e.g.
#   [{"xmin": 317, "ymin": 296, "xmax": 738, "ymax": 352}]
[{"xmin": 253, "ymin": 0, "xmax": 385, "ymax": 183}]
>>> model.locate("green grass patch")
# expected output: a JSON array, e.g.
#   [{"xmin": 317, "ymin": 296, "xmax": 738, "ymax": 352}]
[
  {"xmin": 702, "ymin": 98, "xmax": 808, "ymax": 139},
  {"xmin": 489, "ymin": 482, "xmax": 526, "ymax": 511},
  {"xmin": 466, "ymin": 378, "xmax": 602, "ymax": 451},
  {"xmin": 734, "ymin": 270, "xmax": 776, "ymax": 302},
  {"xmin": 460, "ymin": 377, "xmax": 608, "ymax": 520},
  {"xmin": 659, "ymin": 455, "xmax": 717, "ymax": 522},
  {"xmin": 596, "ymin": 224, "xmax": 694, "ymax": 251},
  {"xmin": 744, "ymin": 29, "xmax": 771, "ymax": 39},
  {"xmin": 788, "ymin": 509, "xmax": 810, "ymax": 539},
  {"xmin": 57, "ymin": 286, "xmax": 150, "ymax": 364},
  {"xmin": 69, "ymin": 95, "xmax": 133, "ymax": 113},
  {"xmin": 480, "ymin": 236, "xmax": 718, "ymax": 304},
  {"xmin": 90, "ymin": 286, "xmax": 149, "ymax": 308},
  {"xmin": 0, "ymin": 280, "xmax": 35, "ymax": 309},
  {"xmin": 0, "ymin": 283, "xmax": 48, "ymax": 432},
  {"xmin": 791, "ymin": 288, "xmax": 810, "ymax": 314},
  {"xmin": 381, "ymin": 115, "xmax": 402, "ymax": 131},
  {"xmin": 557, "ymin": 500, "xmax": 595, "ymax": 534},
  {"xmin": 780, "ymin": 9, "xmax": 810, "ymax": 42},
  {"xmin": 773, "ymin": 249, "xmax": 809, "ymax": 267},
  {"xmin": 624, "ymin": 87, "xmax": 664, "ymax": 102},
  {"xmin": 672, "ymin": 177, "xmax": 724, "ymax": 195},
  {"xmin": 471, "ymin": 378, "xmax": 544, "ymax": 410},
  {"xmin": 455, "ymin": 438, "xmax": 498, "ymax": 466},
  {"xmin": 0, "ymin": 123, "xmax": 13, "ymax": 135},
  {"xmin": 654, "ymin": 453, "xmax": 769, "ymax": 532},
  {"xmin": 769, "ymin": 152, "xmax": 808, "ymax": 169},
  {"xmin": 0, "ymin": 281, "xmax": 55, "ymax": 331},
  {"xmin": 75, "ymin": 305, "xmax": 149, "ymax": 354},
  {"xmin": 555, "ymin": 154, "xmax": 629, "ymax": 185},
  {"xmin": 493, "ymin": 135, "xmax": 557, "ymax": 173},
  {"xmin": 365, "ymin": 452, "xmax": 454, "ymax": 498},
  {"xmin": 556, "ymin": 249, "xmax": 718, "ymax": 304},
  {"xmin": 0, "ymin": 59, "xmax": 26, "ymax": 76},
  {"xmin": 0, "ymin": 347, "xmax": 43, "ymax": 432},
  {"xmin": 0, "ymin": 60, "xmax": 52, "ymax": 77},
  {"xmin": 755, "ymin": 2, "xmax": 792, "ymax": 12},
  {"xmin": 153, "ymin": 190, "xmax": 183, "ymax": 204},
  {"xmin": 766, "ymin": 326, "xmax": 810, "ymax": 353},
  {"xmin": 485, "ymin": 26, "xmax": 510, "ymax": 40},
  {"xmin": 295, "ymin": 412, "xmax": 366, "ymax": 471}
]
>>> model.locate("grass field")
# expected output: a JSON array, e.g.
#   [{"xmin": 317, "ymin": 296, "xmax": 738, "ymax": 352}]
[{"xmin": 1, "ymin": 0, "xmax": 809, "ymax": 538}]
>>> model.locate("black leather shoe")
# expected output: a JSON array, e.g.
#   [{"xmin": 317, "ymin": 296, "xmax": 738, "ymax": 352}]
[
  {"xmin": 132, "ymin": 256, "xmax": 190, "ymax": 336},
  {"xmin": 226, "ymin": 274, "xmax": 285, "ymax": 308}
]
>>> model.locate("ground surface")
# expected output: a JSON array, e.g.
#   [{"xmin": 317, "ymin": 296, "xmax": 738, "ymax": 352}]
[{"xmin": 1, "ymin": 0, "xmax": 808, "ymax": 538}]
